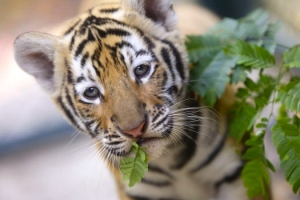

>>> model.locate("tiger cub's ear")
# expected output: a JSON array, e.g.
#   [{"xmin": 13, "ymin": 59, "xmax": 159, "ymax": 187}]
[
  {"xmin": 122, "ymin": 0, "xmax": 177, "ymax": 31},
  {"xmin": 14, "ymin": 32, "xmax": 59, "ymax": 93}
]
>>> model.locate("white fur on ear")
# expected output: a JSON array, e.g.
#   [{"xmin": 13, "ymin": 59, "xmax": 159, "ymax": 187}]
[
  {"xmin": 122, "ymin": 0, "xmax": 178, "ymax": 31},
  {"xmin": 14, "ymin": 32, "xmax": 58, "ymax": 92}
]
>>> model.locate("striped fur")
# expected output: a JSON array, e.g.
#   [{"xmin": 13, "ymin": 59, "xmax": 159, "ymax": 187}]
[{"xmin": 14, "ymin": 0, "xmax": 252, "ymax": 199}]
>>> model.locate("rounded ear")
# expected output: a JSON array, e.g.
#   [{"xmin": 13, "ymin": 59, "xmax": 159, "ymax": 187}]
[
  {"xmin": 14, "ymin": 32, "xmax": 59, "ymax": 92},
  {"xmin": 122, "ymin": 0, "xmax": 177, "ymax": 31}
]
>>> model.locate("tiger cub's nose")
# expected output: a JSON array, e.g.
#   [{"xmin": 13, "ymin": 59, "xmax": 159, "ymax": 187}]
[{"xmin": 122, "ymin": 121, "xmax": 145, "ymax": 138}]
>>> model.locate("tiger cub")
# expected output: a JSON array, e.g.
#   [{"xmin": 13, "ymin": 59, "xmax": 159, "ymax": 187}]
[{"xmin": 14, "ymin": 0, "xmax": 251, "ymax": 199}]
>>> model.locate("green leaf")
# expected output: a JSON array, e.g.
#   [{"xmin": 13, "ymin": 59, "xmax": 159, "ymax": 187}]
[
  {"xmin": 242, "ymin": 146, "xmax": 264, "ymax": 160},
  {"xmin": 266, "ymin": 159, "xmax": 276, "ymax": 173},
  {"xmin": 191, "ymin": 51, "xmax": 237, "ymax": 106},
  {"xmin": 242, "ymin": 9, "xmax": 269, "ymax": 35},
  {"xmin": 208, "ymin": 18, "xmax": 242, "ymax": 40},
  {"xmin": 244, "ymin": 77, "xmax": 258, "ymax": 91},
  {"xmin": 230, "ymin": 65, "xmax": 247, "ymax": 84},
  {"xmin": 272, "ymin": 120, "xmax": 300, "ymax": 193},
  {"xmin": 186, "ymin": 35, "xmax": 225, "ymax": 62},
  {"xmin": 283, "ymin": 45, "xmax": 300, "ymax": 68},
  {"xmin": 263, "ymin": 21, "xmax": 282, "ymax": 53},
  {"xmin": 278, "ymin": 82, "xmax": 300, "ymax": 115},
  {"xmin": 225, "ymin": 41, "xmax": 275, "ymax": 68},
  {"xmin": 229, "ymin": 103, "xmax": 257, "ymax": 141},
  {"xmin": 242, "ymin": 160, "xmax": 270, "ymax": 199},
  {"xmin": 120, "ymin": 142, "xmax": 149, "ymax": 187}
]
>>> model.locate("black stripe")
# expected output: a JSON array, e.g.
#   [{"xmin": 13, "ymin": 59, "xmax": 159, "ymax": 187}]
[
  {"xmin": 76, "ymin": 76, "xmax": 86, "ymax": 83},
  {"xmin": 136, "ymin": 50, "xmax": 148, "ymax": 56},
  {"xmin": 75, "ymin": 39, "xmax": 89, "ymax": 58},
  {"xmin": 154, "ymin": 115, "xmax": 168, "ymax": 128},
  {"xmin": 143, "ymin": 36, "xmax": 155, "ymax": 49},
  {"xmin": 107, "ymin": 141, "xmax": 125, "ymax": 146},
  {"xmin": 148, "ymin": 165, "xmax": 174, "ymax": 180},
  {"xmin": 161, "ymin": 71, "xmax": 168, "ymax": 87},
  {"xmin": 166, "ymin": 85, "xmax": 178, "ymax": 96},
  {"xmin": 141, "ymin": 178, "xmax": 171, "ymax": 187},
  {"xmin": 105, "ymin": 135, "xmax": 121, "ymax": 140},
  {"xmin": 81, "ymin": 53, "xmax": 89, "ymax": 68},
  {"xmin": 171, "ymin": 126, "xmax": 198, "ymax": 170},
  {"xmin": 64, "ymin": 19, "xmax": 81, "ymax": 36},
  {"xmin": 171, "ymin": 98, "xmax": 200, "ymax": 170},
  {"xmin": 85, "ymin": 120, "xmax": 95, "ymax": 129},
  {"xmin": 108, "ymin": 148, "xmax": 126, "ymax": 157},
  {"xmin": 56, "ymin": 97, "xmax": 83, "ymax": 132},
  {"xmin": 65, "ymin": 59, "xmax": 73, "ymax": 84},
  {"xmin": 149, "ymin": 64, "xmax": 160, "ymax": 81},
  {"xmin": 74, "ymin": 28, "xmax": 95, "ymax": 57},
  {"xmin": 162, "ymin": 118, "xmax": 173, "ymax": 138},
  {"xmin": 106, "ymin": 28, "xmax": 131, "ymax": 37},
  {"xmin": 161, "ymin": 48, "xmax": 175, "ymax": 80},
  {"xmin": 215, "ymin": 164, "xmax": 244, "ymax": 188},
  {"xmin": 87, "ymin": 29, "xmax": 96, "ymax": 41},
  {"xmin": 155, "ymin": 94, "xmax": 173, "ymax": 106},
  {"xmin": 115, "ymin": 41, "xmax": 134, "ymax": 49},
  {"xmin": 69, "ymin": 32, "xmax": 76, "ymax": 50},
  {"xmin": 99, "ymin": 8, "xmax": 119, "ymax": 13},
  {"xmin": 95, "ymin": 27, "xmax": 107, "ymax": 38},
  {"xmin": 190, "ymin": 132, "xmax": 227, "ymax": 173},
  {"xmin": 162, "ymin": 40, "xmax": 185, "ymax": 80},
  {"xmin": 128, "ymin": 195, "xmax": 176, "ymax": 200},
  {"xmin": 152, "ymin": 111, "xmax": 164, "ymax": 123},
  {"xmin": 65, "ymin": 87, "xmax": 80, "ymax": 117},
  {"xmin": 92, "ymin": 62, "xmax": 101, "ymax": 77}
]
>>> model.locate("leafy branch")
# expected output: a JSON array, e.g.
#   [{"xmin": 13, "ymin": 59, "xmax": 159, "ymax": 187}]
[
  {"xmin": 186, "ymin": 8, "xmax": 300, "ymax": 199},
  {"xmin": 120, "ymin": 142, "xmax": 148, "ymax": 187}
]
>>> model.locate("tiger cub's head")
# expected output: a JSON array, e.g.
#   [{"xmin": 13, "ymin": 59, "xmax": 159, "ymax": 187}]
[{"xmin": 14, "ymin": 0, "xmax": 189, "ymax": 164}]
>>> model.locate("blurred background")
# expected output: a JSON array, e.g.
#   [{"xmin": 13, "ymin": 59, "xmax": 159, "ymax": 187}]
[{"xmin": 1, "ymin": 0, "xmax": 300, "ymax": 199}]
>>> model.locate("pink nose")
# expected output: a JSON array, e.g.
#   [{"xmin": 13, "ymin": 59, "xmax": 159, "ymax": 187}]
[{"xmin": 122, "ymin": 121, "xmax": 145, "ymax": 138}]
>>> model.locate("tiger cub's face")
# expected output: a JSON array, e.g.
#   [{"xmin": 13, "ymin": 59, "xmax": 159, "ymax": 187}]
[{"xmin": 14, "ymin": 0, "xmax": 189, "ymax": 164}]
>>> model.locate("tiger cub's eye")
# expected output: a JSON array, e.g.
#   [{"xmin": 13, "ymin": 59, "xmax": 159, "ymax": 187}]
[
  {"xmin": 134, "ymin": 64, "xmax": 150, "ymax": 77},
  {"xmin": 84, "ymin": 87, "xmax": 100, "ymax": 99}
]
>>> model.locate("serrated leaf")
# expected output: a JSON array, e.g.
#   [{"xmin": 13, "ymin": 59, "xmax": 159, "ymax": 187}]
[
  {"xmin": 208, "ymin": 18, "xmax": 241, "ymax": 40},
  {"xmin": 191, "ymin": 51, "xmax": 237, "ymax": 106},
  {"xmin": 263, "ymin": 21, "xmax": 282, "ymax": 53},
  {"xmin": 245, "ymin": 134, "xmax": 264, "ymax": 146},
  {"xmin": 242, "ymin": 160, "xmax": 270, "ymax": 199},
  {"xmin": 236, "ymin": 88, "xmax": 250, "ymax": 100},
  {"xmin": 256, "ymin": 123, "xmax": 268, "ymax": 128},
  {"xmin": 283, "ymin": 45, "xmax": 300, "ymax": 68},
  {"xmin": 230, "ymin": 65, "xmax": 247, "ymax": 84},
  {"xmin": 226, "ymin": 41, "xmax": 275, "ymax": 68},
  {"xmin": 272, "ymin": 121, "xmax": 300, "ymax": 193},
  {"xmin": 255, "ymin": 96, "xmax": 268, "ymax": 109},
  {"xmin": 244, "ymin": 77, "xmax": 258, "ymax": 91},
  {"xmin": 242, "ymin": 9, "xmax": 269, "ymax": 35},
  {"xmin": 186, "ymin": 35, "xmax": 225, "ymax": 63},
  {"xmin": 242, "ymin": 146, "xmax": 264, "ymax": 160},
  {"xmin": 229, "ymin": 103, "xmax": 257, "ymax": 141},
  {"xmin": 278, "ymin": 82, "xmax": 300, "ymax": 115},
  {"xmin": 120, "ymin": 142, "xmax": 149, "ymax": 187}
]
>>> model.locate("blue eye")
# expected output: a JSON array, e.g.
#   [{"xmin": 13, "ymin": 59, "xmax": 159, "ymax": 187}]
[
  {"xmin": 134, "ymin": 64, "xmax": 150, "ymax": 77},
  {"xmin": 84, "ymin": 87, "xmax": 100, "ymax": 99}
]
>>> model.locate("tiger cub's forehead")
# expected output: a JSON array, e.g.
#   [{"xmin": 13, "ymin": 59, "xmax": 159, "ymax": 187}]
[{"xmin": 60, "ymin": 6, "xmax": 160, "ymax": 90}]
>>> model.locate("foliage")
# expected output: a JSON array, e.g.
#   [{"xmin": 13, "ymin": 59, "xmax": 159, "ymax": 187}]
[
  {"xmin": 186, "ymin": 8, "xmax": 300, "ymax": 199},
  {"xmin": 120, "ymin": 142, "xmax": 148, "ymax": 187}
]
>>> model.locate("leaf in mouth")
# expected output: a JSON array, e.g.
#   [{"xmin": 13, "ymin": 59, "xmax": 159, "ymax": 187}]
[{"xmin": 120, "ymin": 142, "xmax": 149, "ymax": 187}]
